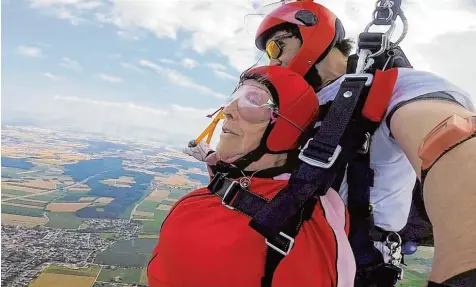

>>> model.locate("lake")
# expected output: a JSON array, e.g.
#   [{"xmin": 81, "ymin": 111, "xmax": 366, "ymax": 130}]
[{"xmin": 63, "ymin": 157, "xmax": 153, "ymax": 219}]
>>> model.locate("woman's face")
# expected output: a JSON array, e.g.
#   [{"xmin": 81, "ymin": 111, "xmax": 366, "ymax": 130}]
[{"xmin": 215, "ymin": 80, "xmax": 274, "ymax": 163}]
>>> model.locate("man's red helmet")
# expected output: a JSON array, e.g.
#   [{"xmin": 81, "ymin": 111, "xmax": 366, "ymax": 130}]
[{"xmin": 255, "ymin": 0, "xmax": 345, "ymax": 77}]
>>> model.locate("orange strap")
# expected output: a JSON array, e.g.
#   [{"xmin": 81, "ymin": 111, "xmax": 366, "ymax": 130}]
[
  {"xmin": 418, "ymin": 115, "xmax": 476, "ymax": 170},
  {"xmin": 362, "ymin": 68, "xmax": 399, "ymax": 122},
  {"xmin": 194, "ymin": 111, "xmax": 225, "ymax": 145}
]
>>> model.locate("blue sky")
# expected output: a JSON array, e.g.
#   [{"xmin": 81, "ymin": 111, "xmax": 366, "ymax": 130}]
[{"xmin": 2, "ymin": 0, "xmax": 476, "ymax": 147}]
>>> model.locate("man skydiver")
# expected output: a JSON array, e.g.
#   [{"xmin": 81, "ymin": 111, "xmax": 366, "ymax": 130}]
[{"xmin": 184, "ymin": 0, "xmax": 476, "ymax": 286}]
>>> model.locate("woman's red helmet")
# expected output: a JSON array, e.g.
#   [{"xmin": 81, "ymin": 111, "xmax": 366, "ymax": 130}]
[{"xmin": 255, "ymin": 0, "xmax": 345, "ymax": 77}]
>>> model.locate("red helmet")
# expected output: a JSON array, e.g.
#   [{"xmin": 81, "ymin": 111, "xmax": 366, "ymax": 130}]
[
  {"xmin": 230, "ymin": 65, "xmax": 319, "ymax": 170},
  {"xmin": 255, "ymin": 0, "xmax": 345, "ymax": 77}
]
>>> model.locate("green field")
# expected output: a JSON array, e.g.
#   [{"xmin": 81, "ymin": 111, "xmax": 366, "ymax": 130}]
[
  {"xmin": 140, "ymin": 210, "xmax": 168, "ymax": 234},
  {"xmin": 45, "ymin": 212, "xmax": 87, "ymax": 229},
  {"xmin": 44, "ymin": 264, "xmax": 101, "ymax": 277},
  {"xmin": 136, "ymin": 200, "xmax": 160, "ymax": 212},
  {"xmin": 94, "ymin": 239, "xmax": 157, "ymax": 267},
  {"xmin": 167, "ymin": 189, "xmax": 189, "ymax": 199},
  {"xmin": 1, "ymin": 204, "xmax": 45, "ymax": 217},
  {"xmin": 9, "ymin": 199, "xmax": 48, "ymax": 207},
  {"xmin": 100, "ymin": 233, "xmax": 117, "ymax": 240},
  {"xmin": 160, "ymin": 200, "xmax": 176, "ymax": 206},
  {"xmin": 398, "ymin": 268, "xmax": 427, "ymax": 286},
  {"xmin": 97, "ymin": 267, "xmax": 143, "ymax": 284},
  {"xmin": 28, "ymin": 192, "xmax": 64, "ymax": 202},
  {"xmin": 1, "ymin": 168, "xmax": 30, "ymax": 178},
  {"xmin": 2, "ymin": 189, "xmax": 29, "ymax": 196},
  {"xmin": 140, "ymin": 268, "xmax": 148, "ymax": 285}
]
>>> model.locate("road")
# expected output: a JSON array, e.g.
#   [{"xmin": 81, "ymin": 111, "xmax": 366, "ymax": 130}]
[{"xmin": 2, "ymin": 170, "xmax": 110, "ymax": 202}]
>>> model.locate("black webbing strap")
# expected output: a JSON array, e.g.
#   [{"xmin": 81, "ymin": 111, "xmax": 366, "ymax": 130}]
[
  {"xmin": 249, "ymin": 75, "xmax": 372, "ymax": 240},
  {"xmin": 208, "ymin": 173, "xmax": 268, "ymax": 217},
  {"xmin": 208, "ymin": 173, "xmax": 316, "ymax": 287}
]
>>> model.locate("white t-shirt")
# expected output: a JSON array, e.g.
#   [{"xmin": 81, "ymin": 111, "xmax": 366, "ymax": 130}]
[{"xmin": 317, "ymin": 68, "xmax": 475, "ymax": 232}]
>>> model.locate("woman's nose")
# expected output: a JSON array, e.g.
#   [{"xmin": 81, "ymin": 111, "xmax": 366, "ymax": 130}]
[{"xmin": 223, "ymin": 101, "xmax": 238, "ymax": 120}]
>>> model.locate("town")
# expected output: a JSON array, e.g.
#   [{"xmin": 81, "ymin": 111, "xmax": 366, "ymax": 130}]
[{"xmin": 1, "ymin": 219, "xmax": 143, "ymax": 287}]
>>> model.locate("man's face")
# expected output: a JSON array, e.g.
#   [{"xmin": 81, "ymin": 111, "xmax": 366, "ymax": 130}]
[{"xmin": 265, "ymin": 30, "xmax": 302, "ymax": 67}]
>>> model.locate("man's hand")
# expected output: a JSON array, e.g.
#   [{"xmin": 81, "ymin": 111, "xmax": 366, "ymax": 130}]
[{"xmin": 183, "ymin": 140, "xmax": 214, "ymax": 162}]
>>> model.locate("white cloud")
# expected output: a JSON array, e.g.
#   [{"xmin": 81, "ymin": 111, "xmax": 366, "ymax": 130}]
[
  {"xmin": 74, "ymin": 1, "xmax": 103, "ymax": 10},
  {"xmin": 120, "ymin": 62, "xmax": 143, "ymax": 73},
  {"xmin": 29, "ymin": 0, "xmax": 83, "ymax": 7},
  {"xmin": 206, "ymin": 63, "xmax": 227, "ymax": 71},
  {"xmin": 17, "ymin": 45, "xmax": 43, "ymax": 57},
  {"xmin": 182, "ymin": 58, "xmax": 199, "ymax": 69},
  {"xmin": 116, "ymin": 30, "xmax": 140, "ymax": 41},
  {"xmin": 54, "ymin": 95, "xmax": 167, "ymax": 115},
  {"xmin": 3, "ymin": 92, "xmax": 221, "ymax": 146},
  {"xmin": 88, "ymin": 0, "xmax": 476, "ymax": 75},
  {"xmin": 60, "ymin": 57, "xmax": 82, "ymax": 71},
  {"xmin": 140, "ymin": 60, "xmax": 226, "ymax": 99},
  {"xmin": 206, "ymin": 62, "xmax": 237, "ymax": 81},
  {"xmin": 214, "ymin": 70, "xmax": 237, "ymax": 81},
  {"xmin": 96, "ymin": 74, "xmax": 123, "ymax": 83},
  {"xmin": 43, "ymin": 72, "xmax": 66, "ymax": 80}
]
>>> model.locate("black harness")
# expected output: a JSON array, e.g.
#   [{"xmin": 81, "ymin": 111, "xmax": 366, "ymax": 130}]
[{"xmin": 206, "ymin": 2, "xmax": 435, "ymax": 285}]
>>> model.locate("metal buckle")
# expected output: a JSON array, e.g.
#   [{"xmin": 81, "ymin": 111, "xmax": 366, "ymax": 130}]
[
  {"xmin": 298, "ymin": 138, "xmax": 342, "ymax": 169},
  {"xmin": 339, "ymin": 73, "xmax": 374, "ymax": 86},
  {"xmin": 265, "ymin": 232, "xmax": 295, "ymax": 256},
  {"xmin": 358, "ymin": 132, "xmax": 371, "ymax": 154},
  {"xmin": 221, "ymin": 181, "xmax": 238, "ymax": 210}
]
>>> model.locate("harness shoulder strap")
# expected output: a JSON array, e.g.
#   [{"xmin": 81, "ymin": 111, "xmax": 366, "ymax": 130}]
[{"xmin": 207, "ymin": 173, "xmax": 315, "ymax": 287}]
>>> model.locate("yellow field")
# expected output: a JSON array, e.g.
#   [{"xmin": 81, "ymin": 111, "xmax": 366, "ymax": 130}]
[
  {"xmin": 159, "ymin": 175, "xmax": 195, "ymax": 187},
  {"xmin": 156, "ymin": 204, "xmax": 172, "ymax": 211},
  {"xmin": 47, "ymin": 203, "xmax": 90, "ymax": 212},
  {"xmin": 134, "ymin": 210, "xmax": 155, "ymax": 217},
  {"xmin": 100, "ymin": 176, "xmax": 136, "ymax": 188},
  {"xmin": 21, "ymin": 179, "xmax": 56, "ymax": 189},
  {"xmin": 1, "ymin": 214, "xmax": 47, "ymax": 227},
  {"xmin": 146, "ymin": 190, "xmax": 169, "ymax": 202},
  {"xmin": 95, "ymin": 197, "xmax": 114, "ymax": 204},
  {"xmin": 68, "ymin": 184, "xmax": 91, "ymax": 192},
  {"xmin": 79, "ymin": 197, "xmax": 97, "ymax": 202},
  {"xmin": 138, "ymin": 234, "xmax": 159, "ymax": 239},
  {"xmin": 29, "ymin": 272, "xmax": 96, "ymax": 287},
  {"xmin": 2, "ymin": 202, "xmax": 44, "ymax": 209}
]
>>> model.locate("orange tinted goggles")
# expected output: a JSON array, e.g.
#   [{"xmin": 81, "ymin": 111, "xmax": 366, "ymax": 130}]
[{"xmin": 265, "ymin": 33, "xmax": 293, "ymax": 59}]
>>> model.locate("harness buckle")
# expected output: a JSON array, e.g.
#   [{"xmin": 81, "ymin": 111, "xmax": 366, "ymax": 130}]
[
  {"xmin": 339, "ymin": 73, "xmax": 374, "ymax": 86},
  {"xmin": 221, "ymin": 181, "xmax": 239, "ymax": 210},
  {"xmin": 265, "ymin": 232, "xmax": 295, "ymax": 256},
  {"xmin": 298, "ymin": 138, "xmax": 342, "ymax": 169},
  {"xmin": 358, "ymin": 132, "xmax": 371, "ymax": 154}
]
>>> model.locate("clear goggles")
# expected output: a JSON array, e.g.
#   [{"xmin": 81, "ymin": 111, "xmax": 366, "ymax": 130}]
[
  {"xmin": 223, "ymin": 84, "xmax": 277, "ymax": 124},
  {"xmin": 221, "ymin": 83, "xmax": 304, "ymax": 131}
]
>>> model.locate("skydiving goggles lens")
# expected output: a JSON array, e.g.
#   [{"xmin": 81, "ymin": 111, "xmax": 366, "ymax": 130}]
[
  {"xmin": 265, "ymin": 33, "xmax": 293, "ymax": 59},
  {"xmin": 224, "ymin": 85, "xmax": 276, "ymax": 124},
  {"xmin": 266, "ymin": 40, "xmax": 282, "ymax": 59}
]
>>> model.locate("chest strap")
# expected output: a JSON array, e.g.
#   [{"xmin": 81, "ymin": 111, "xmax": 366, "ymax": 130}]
[{"xmin": 208, "ymin": 173, "xmax": 315, "ymax": 287}]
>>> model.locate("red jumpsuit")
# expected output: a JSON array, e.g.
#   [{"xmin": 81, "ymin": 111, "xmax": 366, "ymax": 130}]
[{"xmin": 147, "ymin": 176, "xmax": 355, "ymax": 287}]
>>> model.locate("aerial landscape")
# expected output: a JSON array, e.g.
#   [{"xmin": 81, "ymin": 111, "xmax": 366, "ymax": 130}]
[
  {"xmin": 1, "ymin": 125, "xmax": 210, "ymax": 287},
  {"xmin": 1, "ymin": 125, "xmax": 434, "ymax": 287}
]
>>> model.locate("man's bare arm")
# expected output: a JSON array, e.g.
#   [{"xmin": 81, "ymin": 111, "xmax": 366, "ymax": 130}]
[{"xmin": 390, "ymin": 99, "xmax": 476, "ymax": 284}]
